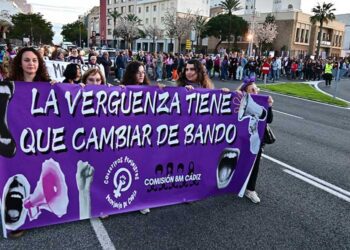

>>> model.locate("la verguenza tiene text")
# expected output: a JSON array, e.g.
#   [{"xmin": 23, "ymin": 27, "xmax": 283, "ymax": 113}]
[{"xmin": 30, "ymin": 88, "xmax": 233, "ymax": 116}]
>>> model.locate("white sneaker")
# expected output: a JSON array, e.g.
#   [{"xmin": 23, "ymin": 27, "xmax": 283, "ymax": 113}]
[
  {"xmin": 244, "ymin": 190, "xmax": 261, "ymax": 203},
  {"xmin": 140, "ymin": 208, "xmax": 150, "ymax": 215}
]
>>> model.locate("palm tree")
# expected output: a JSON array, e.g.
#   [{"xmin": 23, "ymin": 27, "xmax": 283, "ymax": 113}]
[
  {"xmin": 108, "ymin": 10, "xmax": 122, "ymax": 48},
  {"xmin": 219, "ymin": 0, "xmax": 241, "ymax": 15},
  {"xmin": 124, "ymin": 14, "xmax": 142, "ymax": 50},
  {"xmin": 310, "ymin": 2, "xmax": 336, "ymax": 59},
  {"xmin": 194, "ymin": 16, "xmax": 207, "ymax": 51},
  {"xmin": 219, "ymin": 0, "xmax": 242, "ymax": 50}
]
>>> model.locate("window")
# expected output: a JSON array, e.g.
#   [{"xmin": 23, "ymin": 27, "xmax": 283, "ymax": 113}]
[
  {"xmin": 121, "ymin": 0, "xmax": 126, "ymax": 2},
  {"xmin": 339, "ymin": 35, "xmax": 342, "ymax": 46},
  {"xmin": 145, "ymin": 18, "xmax": 149, "ymax": 24},
  {"xmin": 161, "ymin": 17, "xmax": 164, "ymax": 23},
  {"xmin": 153, "ymin": 17, "xmax": 156, "ymax": 24},
  {"xmin": 305, "ymin": 30, "xmax": 309, "ymax": 43},
  {"xmin": 128, "ymin": 5, "xmax": 133, "ymax": 13},
  {"xmin": 138, "ymin": 7, "xmax": 141, "ymax": 13},
  {"xmin": 295, "ymin": 28, "xmax": 300, "ymax": 42},
  {"xmin": 161, "ymin": 3, "xmax": 165, "ymax": 10},
  {"xmin": 108, "ymin": 8, "xmax": 112, "ymax": 13},
  {"xmin": 108, "ymin": 0, "xmax": 112, "ymax": 5},
  {"xmin": 146, "ymin": 6, "xmax": 149, "ymax": 12},
  {"xmin": 322, "ymin": 32, "xmax": 326, "ymax": 41},
  {"xmin": 121, "ymin": 6, "xmax": 125, "ymax": 13},
  {"xmin": 114, "ymin": 0, "xmax": 118, "ymax": 3},
  {"xmin": 153, "ymin": 5, "xmax": 157, "ymax": 11},
  {"xmin": 108, "ymin": 19, "xmax": 111, "ymax": 25},
  {"xmin": 108, "ymin": 29, "xmax": 112, "ymax": 35},
  {"xmin": 300, "ymin": 29, "xmax": 304, "ymax": 43},
  {"xmin": 114, "ymin": 7, "xmax": 118, "ymax": 12}
]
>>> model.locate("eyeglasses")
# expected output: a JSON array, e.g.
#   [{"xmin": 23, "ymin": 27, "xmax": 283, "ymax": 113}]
[{"xmin": 185, "ymin": 67, "xmax": 196, "ymax": 72}]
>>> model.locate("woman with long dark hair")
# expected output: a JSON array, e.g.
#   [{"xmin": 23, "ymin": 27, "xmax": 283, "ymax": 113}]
[
  {"xmin": 177, "ymin": 59, "xmax": 213, "ymax": 90},
  {"xmin": 121, "ymin": 61, "xmax": 150, "ymax": 86},
  {"xmin": 10, "ymin": 47, "xmax": 50, "ymax": 82}
]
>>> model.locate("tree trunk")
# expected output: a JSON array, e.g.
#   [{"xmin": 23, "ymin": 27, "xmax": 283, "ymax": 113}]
[
  {"xmin": 215, "ymin": 39, "xmax": 223, "ymax": 52},
  {"xmin": 316, "ymin": 21, "xmax": 323, "ymax": 59}
]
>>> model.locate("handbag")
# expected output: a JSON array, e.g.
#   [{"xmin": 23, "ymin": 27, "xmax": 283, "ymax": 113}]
[{"xmin": 264, "ymin": 124, "xmax": 276, "ymax": 144}]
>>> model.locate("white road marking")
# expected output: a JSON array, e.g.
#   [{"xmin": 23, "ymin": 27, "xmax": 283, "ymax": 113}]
[
  {"xmin": 283, "ymin": 169, "xmax": 350, "ymax": 202},
  {"xmin": 90, "ymin": 218, "xmax": 116, "ymax": 250},
  {"xmin": 273, "ymin": 109, "xmax": 304, "ymax": 120},
  {"xmin": 263, "ymin": 154, "xmax": 350, "ymax": 202}
]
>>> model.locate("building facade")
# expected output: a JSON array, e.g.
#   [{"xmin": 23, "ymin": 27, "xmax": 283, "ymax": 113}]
[
  {"xmin": 208, "ymin": 4, "xmax": 345, "ymax": 58},
  {"xmin": 0, "ymin": 0, "xmax": 31, "ymax": 43},
  {"xmin": 102, "ymin": 0, "xmax": 210, "ymax": 52},
  {"xmin": 87, "ymin": 6, "xmax": 101, "ymax": 47},
  {"xmin": 336, "ymin": 14, "xmax": 350, "ymax": 57}
]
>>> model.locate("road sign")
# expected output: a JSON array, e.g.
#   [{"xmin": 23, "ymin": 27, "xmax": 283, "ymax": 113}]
[{"xmin": 186, "ymin": 39, "xmax": 191, "ymax": 50}]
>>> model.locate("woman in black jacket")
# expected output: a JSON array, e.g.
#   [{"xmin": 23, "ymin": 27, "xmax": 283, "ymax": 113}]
[{"xmin": 238, "ymin": 77, "xmax": 274, "ymax": 204}]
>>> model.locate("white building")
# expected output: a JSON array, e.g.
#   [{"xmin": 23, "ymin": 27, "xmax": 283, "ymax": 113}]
[
  {"xmin": 0, "ymin": 0, "xmax": 29, "ymax": 42},
  {"xmin": 210, "ymin": 0, "xmax": 301, "ymax": 14},
  {"xmin": 105, "ymin": 0, "xmax": 210, "ymax": 52},
  {"xmin": 336, "ymin": 14, "xmax": 350, "ymax": 57},
  {"xmin": 135, "ymin": 0, "xmax": 210, "ymax": 52}
]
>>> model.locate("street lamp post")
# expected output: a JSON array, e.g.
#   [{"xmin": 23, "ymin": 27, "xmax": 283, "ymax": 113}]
[
  {"xmin": 79, "ymin": 23, "xmax": 82, "ymax": 48},
  {"xmin": 248, "ymin": 0, "xmax": 256, "ymax": 57}
]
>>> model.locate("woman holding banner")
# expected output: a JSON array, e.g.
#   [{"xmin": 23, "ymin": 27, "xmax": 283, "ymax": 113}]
[
  {"xmin": 82, "ymin": 68, "xmax": 106, "ymax": 85},
  {"xmin": 177, "ymin": 59, "xmax": 213, "ymax": 90},
  {"xmin": 7, "ymin": 47, "xmax": 52, "ymax": 238},
  {"xmin": 177, "ymin": 59, "xmax": 229, "ymax": 93},
  {"xmin": 121, "ymin": 61, "xmax": 151, "ymax": 215},
  {"xmin": 121, "ymin": 61, "xmax": 151, "ymax": 86},
  {"xmin": 10, "ymin": 47, "xmax": 50, "ymax": 82},
  {"xmin": 237, "ymin": 77, "xmax": 274, "ymax": 204}
]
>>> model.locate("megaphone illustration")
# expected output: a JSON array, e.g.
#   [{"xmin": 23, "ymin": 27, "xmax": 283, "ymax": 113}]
[
  {"xmin": 0, "ymin": 81, "xmax": 16, "ymax": 158},
  {"xmin": 217, "ymin": 148, "xmax": 240, "ymax": 189},
  {"xmin": 238, "ymin": 93, "xmax": 267, "ymax": 154},
  {"xmin": 24, "ymin": 158, "xmax": 69, "ymax": 221},
  {"xmin": 1, "ymin": 174, "xmax": 30, "ymax": 231},
  {"xmin": 238, "ymin": 93, "xmax": 266, "ymax": 121}
]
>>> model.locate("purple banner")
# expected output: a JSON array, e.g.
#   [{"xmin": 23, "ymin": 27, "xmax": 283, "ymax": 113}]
[{"xmin": 0, "ymin": 81, "xmax": 269, "ymax": 237}]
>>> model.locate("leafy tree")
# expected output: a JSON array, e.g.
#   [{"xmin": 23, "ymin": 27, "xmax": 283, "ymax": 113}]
[
  {"xmin": 108, "ymin": 10, "xmax": 122, "ymax": 48},
  {"xmin": 265, "ymin": 14, "xmax": 276, "ymax": 24},
  {"xmin": 116, "ymin": 14, "xmax": 142, "ymax": 50},
  {"xmin": 219, "ymin": 0, "xmax": 241, "ymax": 15},
  {"xmin": 193, "ymin": 16, "xmax": 207, "ymax": 49},
  {"xmin": 310, "ymin": 2, "xmax": 336, "ymax": 58},
  {"xmin": 203, "ymin": 14, "xmax": 247, "ymax": 52},
  {"xmin": 9, "ymin": 13, "xmax": 54, "ymax": 45},
  {"xmin": 164, "ymin": 10, "xmax": 194, "ymax": 53},
  {"xmin": 144, "ymin": 25, "xmax": 162, "ymax": 52},
  {"xmin": 61, "ymin": 21, "xmax": 87, "ymax": 47},
  {"xmin": 253, "ymin": 22, "xmax": 278, "ymax": 56},
  {"xmin": 219, "ymin": 0, "xmax": 242, "ymax": 49}
]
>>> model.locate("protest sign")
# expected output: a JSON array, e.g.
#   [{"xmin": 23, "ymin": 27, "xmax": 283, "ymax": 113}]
[
  {"xmin": 44, "ymin": 60, "xmax": 105, "ymax": 82},
  {"xmin": 0, "ymin": 81, "xmax": 269, "ymax": 237}
]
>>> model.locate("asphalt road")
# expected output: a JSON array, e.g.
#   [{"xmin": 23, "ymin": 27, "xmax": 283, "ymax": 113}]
[{"xmin": 1, "ymin": 77, "xmax": 349, "ymax": 249}]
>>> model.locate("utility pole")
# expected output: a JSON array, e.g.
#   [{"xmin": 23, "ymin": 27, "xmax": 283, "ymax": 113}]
[
  {"xmin": 30, "ymin": 17, "xmax": 33, "ymax": 46},
  {"xmin": 79, "ymin": 22, "xmax": 82, "ymax": 48}
]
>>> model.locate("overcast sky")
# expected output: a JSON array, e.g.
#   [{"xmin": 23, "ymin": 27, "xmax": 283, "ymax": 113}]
[{"xmin": 27, "ymin": 0, "xmax": 350, "ymax": 44}]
